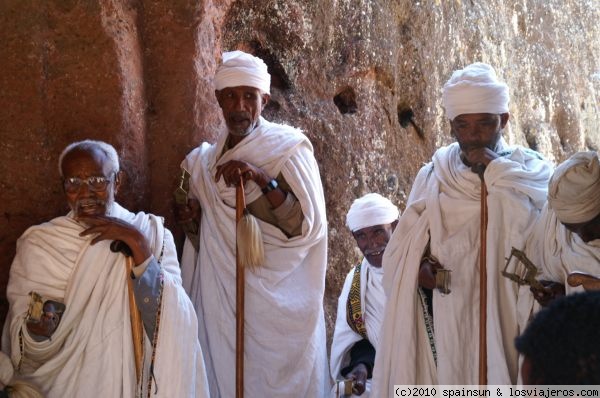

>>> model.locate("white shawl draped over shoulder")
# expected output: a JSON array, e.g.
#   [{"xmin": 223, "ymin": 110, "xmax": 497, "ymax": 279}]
[
  {"xmin": 180, "ymin": 117, "xmax": 329, "ymax": 398},
  {"xmin": 525, "ymin": 204, "xmax": 600, "ymax": 292},
  {"xmin": 329, "ymin": 259, "xmax": 385, "ymax": 398},
  {"xmin": 372, "ymin": 141, "xmax": 551, "ymax": 393},
  {"xmin": 2, "ymin": 203, "xmax": 209, "ymax": 398},
  {"xmin": 516, "ymin": 204, "xmax": 600, "ymax": 339}
]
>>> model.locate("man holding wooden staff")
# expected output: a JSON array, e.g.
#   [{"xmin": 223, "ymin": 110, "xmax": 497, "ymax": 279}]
[
  {"xmin": 177, "ymin": 50, "xmax": 329, "ymax": 397},
  {"xmin": 2, "ymin": 140, "xmax": 209, "ymax": 397},
  {"xmin": 372, "ymin": 63, "xmax": 552, "ymax": 391}
]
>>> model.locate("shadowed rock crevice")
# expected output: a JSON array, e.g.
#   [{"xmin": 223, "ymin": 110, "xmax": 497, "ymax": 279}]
[
  {"xmin": 249, "ymin": 40, "xmax": 291, "ymax": 91},
  {"xmin": 397, "ymin": 106, "xmax": 424, "ymax": 139},
  {"xmin": 524, "ymin": 127, "xmax": 539, "ymax": 151},
  {"xmin": 334, "ymin": 86, "xmax": 357, "ymax": 114}
]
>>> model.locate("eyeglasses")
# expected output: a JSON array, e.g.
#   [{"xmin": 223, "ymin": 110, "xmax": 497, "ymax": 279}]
[{"xmin": 63, "ymin": 174, "xmax": 114, "ymax": 193}]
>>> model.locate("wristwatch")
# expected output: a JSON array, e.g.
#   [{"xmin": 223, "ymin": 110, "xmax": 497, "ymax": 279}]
[{"xmin": 261, "ymin": 179, "xmax": 278, "ymax": 195}]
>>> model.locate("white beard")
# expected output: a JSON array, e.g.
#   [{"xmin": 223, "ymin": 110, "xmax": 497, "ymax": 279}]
[{"xmin": 70, "ymin": 186, "xmax": 115, "ymax": 217}]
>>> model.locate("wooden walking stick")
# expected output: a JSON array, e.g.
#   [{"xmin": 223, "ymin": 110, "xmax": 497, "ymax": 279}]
[
  {"xmin": 235, "ymin": 171, "xmax": 265, "ymax": 398},
  {"xmin": 235, "ymin": 175, "xmax": 246, "ymax": 398},
  {"xmin": 111, "ymin": 241, "xmax": 144, "ymax": 385},
  {"xmin": 126, "ymin": 255, "xmax": 144, "ymax": 384},
  {"xmin": 476, "ymin": 165, "xmax": 488, "ymax": 385}
]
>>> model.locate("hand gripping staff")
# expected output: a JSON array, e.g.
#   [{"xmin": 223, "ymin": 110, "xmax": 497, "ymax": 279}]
[{"xmin": 235, "ymin": 171, "xmax": 265, "ymax": 398}]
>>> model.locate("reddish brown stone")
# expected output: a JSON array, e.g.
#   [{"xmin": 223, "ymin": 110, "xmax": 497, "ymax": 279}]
[{"xmin": 1, "ymin": 0, "xmax": 599, "ymax": 345}]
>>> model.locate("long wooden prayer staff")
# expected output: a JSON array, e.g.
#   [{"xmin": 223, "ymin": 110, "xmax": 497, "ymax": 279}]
[
  {"xmin": 235, "ymin": 175, "xmax": 246, "ymax": 398},
  {"xmin": 126, "ymin": 255, "xmax": 144, "ymax": 384},
  {"xmin": 235, "ymin": 172, "xmax": 265, "ymax": 398},
  {"xmin": 475, "ymin": 164, "xmax": 488, "ymax": 385},
  {"xmin": 111, "ymin": 241, "xmax": 144, "ymax": 385}
]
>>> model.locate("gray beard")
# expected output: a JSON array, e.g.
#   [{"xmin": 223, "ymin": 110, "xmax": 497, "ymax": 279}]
[
  {"xmin": 72, "ymin": 189, "xmax": 115, "ymax": 217},
  {"xmin": 229, "ymin": 119, "xmax": 259, "ymax": 137}
]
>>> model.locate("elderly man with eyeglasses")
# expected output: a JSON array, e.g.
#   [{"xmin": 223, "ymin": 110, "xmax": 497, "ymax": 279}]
[{"xmin": 2, "ymin": 140, "xmax": 209, "ymax": 398}]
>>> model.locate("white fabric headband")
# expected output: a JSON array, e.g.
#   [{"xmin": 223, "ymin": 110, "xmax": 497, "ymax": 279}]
[
  {"xmin": 346, "ymin": 193, "xmax": 400, "ymax": 232},
  {"xmin": 442, "ymin": 62, "xmax": 509, "ymax": 120},
  {"xmin": 214, "ymin": 50, "xmax": 271, "ymax": 94},
  {"xmin": 548, "ymin": 151, "xmax": 600, "ymax": 224}
]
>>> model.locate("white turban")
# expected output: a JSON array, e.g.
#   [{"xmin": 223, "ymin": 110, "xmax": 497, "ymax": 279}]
[
  {"xmin": 214, "ymin": 50, "xmax": 271, "ymax": 94},
  {"xmin": 442, "ymin": 62, "xmax": 509, "ymax": 120},
  {"xmin": 346, "ymin": 193, "xmax": 400, "ymax": 232},
  {"xmin": 548, "ymin": 151, "xmax": 600, "ymax": 224}
]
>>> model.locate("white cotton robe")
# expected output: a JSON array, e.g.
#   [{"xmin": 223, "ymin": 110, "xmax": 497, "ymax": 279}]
[
  {"xmin": 372, "ymin": 141, "xmax": 551, "ymax": 393},
  {"xmin": 525, "ymin": 204, "xmax": 600, "ymax": 292},
  {"xmin": 2, "ymin": 203, "xmax": 209, "ymax": 398},
  {"xmin": 180, "ymin": 117, "xmax": 329, "ymax": 398},
  {"xmin": 329, "ymin": 259, "xmax": 385, "ymax": 398}
]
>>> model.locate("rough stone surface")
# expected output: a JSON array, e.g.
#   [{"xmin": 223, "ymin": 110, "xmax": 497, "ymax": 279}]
[{"xmin": 1, "ymin": 0, "xmax": 599, "ymax": 346}]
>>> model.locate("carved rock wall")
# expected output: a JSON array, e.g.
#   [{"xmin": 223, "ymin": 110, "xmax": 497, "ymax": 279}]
[{"xmin": 1, "ymin": 0, "xmax": 599, "ymax": 340}]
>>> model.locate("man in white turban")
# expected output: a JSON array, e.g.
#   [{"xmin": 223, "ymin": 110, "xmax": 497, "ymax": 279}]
[
  {"xmin": 330, "ymin": 193, "xmax": 399, "ymax": 398},
  {"xmin": 372, "ymin": 63, "xmax": 552, "ymax": 392},
  {"xmin": 548, "ymin": 151, "xmax": 600, "ymax": 231},
  {"xmin": 2, "ymin": 140, "xmax": 209, "ymax": 397},
  {"xmin": 523, "ymin": 151, "xmax": 600, "ymax": 307},
  {"xmin": 176, "ymin": 50, "xmax": 329, "ymax": 397}
]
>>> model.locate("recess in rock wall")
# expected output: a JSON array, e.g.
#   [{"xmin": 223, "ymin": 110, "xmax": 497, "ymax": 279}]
[
  {"xmin": 397, "ymin": 106, "xmax": 424, "ymax": 140},
  {"xmin": 524, "ymin": 127, "xmax": 539, "ymax": 151},
  {"xmin": 334, "ymin": 86, "xmax": 357, "ymax": 114},
  {"xmin": 249, "ymin": 40, "xmax": 291, "ymax": 91}
]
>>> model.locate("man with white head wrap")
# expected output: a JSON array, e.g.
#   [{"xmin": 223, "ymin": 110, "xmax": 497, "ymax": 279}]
[
  {"xmin": 548, "ymin": 151, "xmax": 600, "ymax": 229},
  {"xmin": 176, "ymin": 50, "xmax": 329, "ymax": 397},
  {"xmin": 330, "ymin": 193, "xmax": 399, "ymax": 398},
  {"xmin": 3, "ymin": 140, "xmax": 209, "ymax": 397},
  {"xmin": 372, "ymin": 63, "xmax": 552, "ymax": 391},
  {"xmin": 523, "ymin": 151, "xmax": 600, "ymax": 307}
]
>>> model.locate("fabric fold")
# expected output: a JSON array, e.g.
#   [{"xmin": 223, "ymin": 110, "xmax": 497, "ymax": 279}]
[
  {"xmin": 3, "ymin": 204, "xmax": 209, "ymax": 397},
  {"xmin": 372, "ymin": 141, "xmax": 551, "ymax": 393},
  {"xmin": 181, "ymin": 117, "xmax": 329, "ymax": 397}
]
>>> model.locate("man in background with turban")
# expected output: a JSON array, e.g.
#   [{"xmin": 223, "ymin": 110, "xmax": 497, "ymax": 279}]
[
  {"xmin": 176, "ymin": 51, "xmax": 329, "ymax": 397},
  {"xmin": 372, "ymin": 63, "xmax": 552, "ymax": 391},
  {"xmin": 330, "ymin": 193, "xmax": 399, "ymax": 398},
  {"xmin": 523, "ymin": 151, "xmax": 600, "ymax": 306}
]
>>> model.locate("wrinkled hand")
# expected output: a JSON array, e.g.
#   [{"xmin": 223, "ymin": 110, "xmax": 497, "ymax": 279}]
[
  {"xmin": 26, "ymin": 302, "xmax": 62, "ymax": 339},
  {"xmin": 346, "ymin": 363, "xmax": 368, "ymax": 396},
  {"xmin": 174, "ymin": 198, "xmax": 201, "ymax": 224},
  {"xmin": 78, "ymin": 214, "xmax": 151, "ymax": 265},
  {"xmin": 461, "ymin": 147, "xmax": 499, "ymax": 171},
  {"xmin": 215, "ymin": 160, "xmax": 268, "ymax": 187},
  {"xmin": 530, "ymin": 280, "xmax": 565, "ymax": 307},
  {"xmin": 418, "ymin": 259, "xmax": 445, "ymax": 290}
]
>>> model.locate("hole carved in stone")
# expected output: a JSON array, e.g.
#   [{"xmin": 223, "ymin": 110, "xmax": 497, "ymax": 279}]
[{"xmin": 334, "ymin": 87, "xmax": 357, "ymax": 114}]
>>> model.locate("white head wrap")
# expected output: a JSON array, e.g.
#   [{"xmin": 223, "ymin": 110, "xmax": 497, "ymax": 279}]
[
  {"xmin": 548, "ymin": 151, "xmax": 600, "ymax": 224},
  {"xmin": 442, "ymin": 62, "xmax": 509, "ymax": 120},
  {"xmin": 214, "ymin": 50, "xmax": 271, "ymax": 94},
  {"xmin": 346, "ymin": 193, "xmax": 400, "ymax": 232}
]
